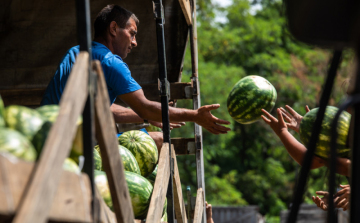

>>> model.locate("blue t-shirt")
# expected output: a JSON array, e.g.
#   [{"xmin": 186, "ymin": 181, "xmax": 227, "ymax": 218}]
[{"xmin": 41, "ymin": 41, "xmax": 141, "ymax": 105}]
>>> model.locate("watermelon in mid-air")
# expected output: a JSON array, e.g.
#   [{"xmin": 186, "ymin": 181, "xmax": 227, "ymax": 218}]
[
  {"xmin": 118, "ymin": 130, "xmax": 158, "ymax": 177},
  {"xmin": 299, "ymin": 106, "xmax": 351, "ymax": 159},
  {"xmin": 227, "ymin": 75, "xmax": 277, "ymax": 124}
]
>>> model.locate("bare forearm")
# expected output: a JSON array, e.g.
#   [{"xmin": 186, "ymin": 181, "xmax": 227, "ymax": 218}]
[
  {"xmin": 277, "ymin": 130, "xmax": 324, "ymax": 169},
  {"xmin": 110, "ymin": 104, "xmax": 144, "ymax": 123}
]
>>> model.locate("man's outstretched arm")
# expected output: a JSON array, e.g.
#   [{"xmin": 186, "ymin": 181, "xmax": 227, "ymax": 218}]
[{"xmin": 119, "ymin": 89, "xmax": 231, "ymax": 134}]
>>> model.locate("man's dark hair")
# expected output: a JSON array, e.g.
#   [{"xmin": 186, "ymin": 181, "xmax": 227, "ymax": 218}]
[{"xmin": 94, "ymin": 5, "xmax": 139, "ymax": 38}]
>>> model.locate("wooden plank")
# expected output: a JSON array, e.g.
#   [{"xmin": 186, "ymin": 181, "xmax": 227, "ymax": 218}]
[
  {"xmin": 171, "ymin": 138, "xmax": 195, "ymax": 155},
  {"xmin": 13, "ymin": 52, "xmax": 89, "ymax": 223},
  {"xmin": 93, "ymin": 60, "xmax": 135, "ymax": 223},
  {"xmin": 96, "ymin": 187, "xmax": 117, "ymax": 223},
  {"xmin": 193, "ymin": 188, "xmax": 204, "ymax": 223},
  {"xmin": 114, "ymin": 82, "xmax": 192, "ymax": 106},
  {"xmin": 146, "ymin": 143, "xmax": 171, "ymax": 223},
  {"xmin": 0, "ymin": 154, "xmax": 92, "ymax": 222},
  {"xmin": 178, "ymin": 0, "xmax": 192, "ymax": 25},
  {"xmin": 171, "ymin": 146, "xmax": 188, "ymax": 223}
]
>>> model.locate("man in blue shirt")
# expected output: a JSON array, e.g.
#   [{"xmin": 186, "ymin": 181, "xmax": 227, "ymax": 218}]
[{"xmin": 42, "ymin": 5, "xmax": 231, "ymax": 151}]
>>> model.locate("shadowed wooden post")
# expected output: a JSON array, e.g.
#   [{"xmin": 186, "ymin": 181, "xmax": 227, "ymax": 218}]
[
  {"xmin": 171, "ymin": 146, "xmax": 188, "ymax": 223},
  {"xmin": 13, "ymin": 52, "xmax": 89, "ymax": 223},
  {"xmin": 146, "ymin": 143, "xmax": 171, "ymax": 223},
  {"xmin": 93, "ymin": 60, "xmax": 135, "ymax": 223},
  {"xmin": 193, "ymin": 188, "xmax": 204, "ymax": 223}
]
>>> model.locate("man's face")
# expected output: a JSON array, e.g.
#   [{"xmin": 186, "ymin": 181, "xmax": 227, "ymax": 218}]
[{"xmin": 114, "ymin": 18, "xmax": 137, "ymax": 59}]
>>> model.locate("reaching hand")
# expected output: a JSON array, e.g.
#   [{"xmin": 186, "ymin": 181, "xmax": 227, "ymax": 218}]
[
  {"xmin": 261, "ymin": 108, "xmax": 288, "ymax": 136},
  {"xmin": 196, "ymin": 104, "xmax": 231, "ymax": 135},
  {"xmin": 206, "ymin": 202, "xmax": 214, "ymax": 223},
  {"xmin": 312, "ymin": 191, "xmax": 329, "ymax": 211},
  {"xmin": 334, "ymin": 185, "xmax": 350, "ymax": 211},
  {"xmin": 148, "ymin": 120, "xmax": 185, "ymax": 130},
  {"xmin": 279, "ymin": 105, "xmax": 310, "ymax": 133}
]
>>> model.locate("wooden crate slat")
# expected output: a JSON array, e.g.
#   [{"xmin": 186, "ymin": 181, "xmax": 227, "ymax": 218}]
[
  {"xmin": 146, "ymin": 143, "xmax": 171, "ymax": 223},
  {"xmin": 13, "ymin": 52, "xmax": 89, "ymax": 223},
  {"xmin": 93, "ymin": 60, "xmax": 135, "ymax": 223},
  {"xmin": 0, "ymin": 154, "xmax": 92, "ymax": 222},
  {"xmin": 178, "ymin": 0, "xmax": 192, "ymax": 25},
  {"xmin": 171, "ymin": 146, "xmax": 188, "ymax": 223},
  {"xmin": 193, "ymin": 188, "xmax": 204, "ymax": 223}
]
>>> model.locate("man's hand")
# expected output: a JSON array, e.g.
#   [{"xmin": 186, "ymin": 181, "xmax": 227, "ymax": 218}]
[
  {"xmin": 148, "ymin": 120, "xmax": 185, "ymax": 130},
  {"xmin": 195, "ymin": 104, "xmax": 231, "ymax": 135},
  {"xmin": 279, "ymin": 105, "xmax": 310, "ymax": 133},
  {"xmin": 335, "ymin": 184, "xmax": 350, "ymax": 211},
  {"xmin": 206, "ymin": 202, "xmax": 214, "ymax": 223},
  {"xmin": 261, "ymin": 108, "xmax": 288, "ymax": 136},
  {"xmin": 312, "ymin": 191, "xmax": 329, "ymax": 211}
]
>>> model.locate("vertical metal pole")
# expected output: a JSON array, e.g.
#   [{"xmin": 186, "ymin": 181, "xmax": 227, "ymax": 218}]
[
  {"xmin": 152, "ymin": 1, "xmax": 175, "ymax": 222},
  {"xmin": 76, "ymin": 0, "xmax": 99, "ymax": 221},
  {"xmin": 286, "ymin": 51, "xmax": 342, "ymax": 223},
  {"xmin": 189, "ymin": 0, "xmax": 207, "ymax": 222},
  {"xmin": 350, "ymin": 52, "xmax": 360, "ymax": 223}
]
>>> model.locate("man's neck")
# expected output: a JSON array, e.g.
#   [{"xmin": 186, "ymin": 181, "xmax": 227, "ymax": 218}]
[{"xmin": 93, "ymin": 36, "xmax": 113, "ymax": 52}]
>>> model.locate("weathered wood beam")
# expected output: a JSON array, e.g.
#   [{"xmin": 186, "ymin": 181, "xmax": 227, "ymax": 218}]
[
  {"xmin": 146, "ymin": 143, "xmax": 171, "ymax": 223},
  {"xmin": 178, "ymin": 0, "xmax": 192, "ymax": 25},
  {"xmin": 13, "ymin": 52, "xmax": 89, "ymax": 223},
  {"xmin": 193, "ymin": 188, "xmax": 204, "ymax": 223},
  {"xmin": 171, "ymin": 147, "xmax": 188, "ymax": 223},
  {"xmin": 93, "ymin": 60, "xmax": 135, "ymax": 223}
]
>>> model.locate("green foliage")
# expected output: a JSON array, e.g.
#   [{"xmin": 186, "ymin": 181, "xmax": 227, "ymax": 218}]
[{"xmin": 172, "ymin": 0, "xmax": 354, "ymax": 220}]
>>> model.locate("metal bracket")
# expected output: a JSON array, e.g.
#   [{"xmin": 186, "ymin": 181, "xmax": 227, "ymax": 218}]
[
  {"xmin": 191, "ymin": 77, "xmax": 199, "ymax": 96},
  {"xmin": 152, "ymin": 0, "xmax": 165, "ymax": 24},
  {"xmin": 158, "ymin": 78, "xmax": 170, "ymax": 98},
  {"xmin": 195, "ymin": 134, "xmax": 202, "ymax": 151},
  {"xmin": 187, "ymin": 141, "xmax": 196, "ymax": 154},
  {"xmin": 185, "ymin": 85, "xmax": 193, "ymax": 99}
]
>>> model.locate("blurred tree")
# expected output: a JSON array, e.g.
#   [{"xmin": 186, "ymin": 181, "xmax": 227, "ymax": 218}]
[{"xmin": 172, "ymin": 0, "xmax": 352, "ymax": 220}]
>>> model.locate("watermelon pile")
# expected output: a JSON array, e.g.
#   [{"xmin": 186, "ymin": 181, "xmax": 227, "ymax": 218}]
[
  {"xmin": 0, "ymin": 98, "xmax": 80, "ymax": 172},
  {"xmin": 227, "ymin": 75, "xmax": 277, "ymax": 124},
  {"xmin": 299, "ymin": 106, "xmax": 351, "ymax": 159},
  {"xmin": 94, "ymin": 130, "xmax": 161, "ymax": 220}
]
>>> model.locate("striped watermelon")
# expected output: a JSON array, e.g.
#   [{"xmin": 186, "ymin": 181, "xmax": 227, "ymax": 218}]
[
  {"xmin": 63, "ymin": 158, "xmax": 80, "ymax": 173},
  {"xmin": 146, "ymin": 164, "xmax": 158, "ymax": 186},
  {"xmin": 4, "ymin": 105, "xmax": 45, "ymax": 140},
  {"xmin": 0, "ymin": 128, "xmax": 37, "ymax": 161},
  {"xmin": 118, "ymin": 130, "xmax": 158, "ymax": 177},
  {"xmin": 94, "ymin": 148, "xmax": 102, "ymax": 171},
  {"xmin": 31, "ymin": 121, "xmax": 52, "ymax": 155},
  {"xmin": 35, "ymin": 105, "xmax": 83, "ymax": 162},
  {"xmin": 299, "ymin": 106, "xmax": 351, "ymax": 159},
  {"xmin": 94, "ymin": 170, "xmax": 154, "ymax": 220},
  {"xmin": 161, "ymin": 198, "xmax": 167, "ymax": 222},
  {"xmin": 145, "ymin": 124, "xmax": 162, "ymax": 132},
  {"xmin": 94, "ymin": 144, "xmax": 141, "ymax": 174},
  {"xmin": 0, "ymin": 95, "xmax": 5, "ymax": 127},
  {"xmin": 94, "ymin": 170, "xmax": 113, "ymax": 210},
  {"xmin": 227, "ymin": 75, "xmax": 277, "ymax": 124},
  {"xmin": 125, "ymin": 171, "xmax": 153, "ymax": 219}
]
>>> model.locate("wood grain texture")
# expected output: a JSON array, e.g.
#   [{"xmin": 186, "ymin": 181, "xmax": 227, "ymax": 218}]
[
  {"xmin": 93, "ymin": 60, "xmax": 135, "ymax": 223},
  {"xmin": 171, "ymin": 146, "xmax": 188, "ymax": 223},
  {"xmin": 146, "ymin": 143, "xmax": 171, "ymax": 223},
  {"xmin": 0, "ymin": 154, "xmax": 92, "ymax": 222},
  {"xmin": 13, "ymin": 52, "xmax": 89, "ymax": 223},
  {"xmin": 193, "ymin": 188, "xmax": 204, "ymax": 223},
  {"xmin": 178, "ymin": 0, "xmax": 192, "ymax": 25}
]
